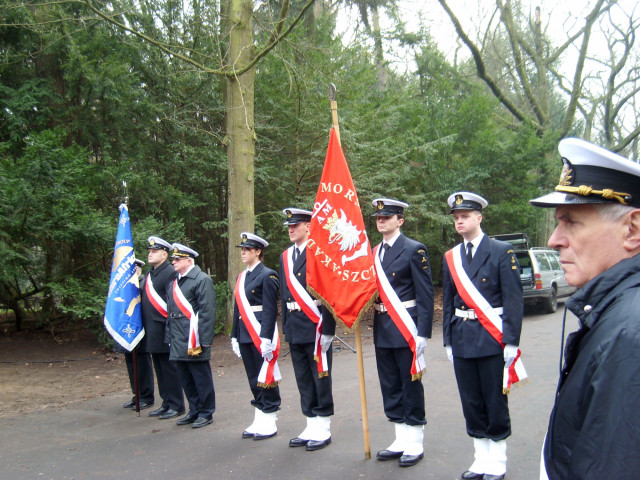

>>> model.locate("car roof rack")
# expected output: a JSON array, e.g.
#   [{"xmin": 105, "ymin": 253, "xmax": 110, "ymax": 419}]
[{"xmin": 489, "ymin": 233, "xmax": 529, "ymax": 250}]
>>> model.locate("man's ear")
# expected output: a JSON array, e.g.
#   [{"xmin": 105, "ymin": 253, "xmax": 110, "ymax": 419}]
[
  {"xmin": 397, "ymin": 217, "xmax": 405, "ymax": 227},
  {"xmin": 623, "ymin": 209, "xmax": 640, "ymax": 252}
]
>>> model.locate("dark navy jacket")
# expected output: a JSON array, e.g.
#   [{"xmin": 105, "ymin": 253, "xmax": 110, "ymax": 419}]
[
  {"xmin": 442, "ymin": 235, "xmax": 523, "ymax": 358},
  {"xmin": 139, "ymin": 260, "xmax": 177, "ymax": 353},
  {"xmin": 373, "ymin": 234, "xmax": 434, "ymax": 348},
  {"xmin": 231, "ymin": 262, "xmax": 279, "ymax": 344},
  {"xmin": 544, "ymin": 254, "xmax": 640, "ymax": 479},
  {"xmin": 279, "ymin": 247, "xmax": 336, "ymax": 345},
  {"xmin": 165, "ymin": 265, "xmax": 216, "ymax": 361}
]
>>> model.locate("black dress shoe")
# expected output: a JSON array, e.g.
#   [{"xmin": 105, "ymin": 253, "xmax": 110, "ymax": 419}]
[
  {"xmin": 460, "ymin": 470, "xmax": 484, "ymax": 480},
  {"xmin": 253, "ymin": 432, "xmax": 277, "ymax": 441},
  {"xmin": 461, "ymin": 471, "xmax": 484, "ymax": 480},
  {"xmin": 192, "ymin": 417, "xmax": 213, "ymax": 428},
  {"xmin": 159, "ymin": 409, "xmax": 185, "ymax": 420},
  {"xmin": 123, "ymin": 399, "xmax": 136, "ymax": 409},
  {"xmin": 399, "ymin": 452, "xmax": 424, "ymax": 467},
  {"xmin": 148, "ymin": 406, "xmax": 169, "ymax": 417},
  {"xmin": 176, "ymin": 413, "xmax": 198, "ymax": 425},
  {"xmin": 306, "ymin": 437, "xmax": 331, "ymax": 451},
  {"xmin": 289, "ymin": 437, "xmax": 310, "ymax": 447},
  {"xmin": 376, "ymin": 449, "xmax": 404, "ymax": 461},
  {"xmin": 242, "ymin": 431, "xmax": 255, "ymax": 439},
  {"xmin": 482, "ymin": 475, "xmax": 505, "ymax": 480}
]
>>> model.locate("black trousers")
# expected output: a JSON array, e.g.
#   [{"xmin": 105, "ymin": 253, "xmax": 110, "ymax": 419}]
[
  {"xmin": 124, "ymin": 351, "xmax": 154, "ymax": 403},
  {"xmin": 290, "ymin": 342, "xmax": 334, "ymax": 417},
  {"xmin": 453, "ymin": 354, "xmax": 511, "ymax": 440},
  {"xmin": 174, "ymin": 360, "xmax": 215, "ymax": 419},
  {"xmin": 151, "ymin": 352, "xmax": 184, "ymax": 411},
  {"xmin": 375, "ymin": 346, "xmax": 426, "ymax": 425},
  {"xmin": 239, "ymin": 342, "xmax": 281, "ymax": 413}
]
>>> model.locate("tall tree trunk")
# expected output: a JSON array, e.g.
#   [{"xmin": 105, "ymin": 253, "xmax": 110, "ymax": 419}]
[
  {"xmin": 371, "ymin": 5, "xmax": 387, "ymax": 91},
  {"xmin": 224, "ymin": 0, "xmax": 256, "ymax": 329}
]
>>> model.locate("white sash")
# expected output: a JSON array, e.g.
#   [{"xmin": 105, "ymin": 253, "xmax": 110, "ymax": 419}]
[
  {"xmin": 373, "ymin": 244, "xmax": 426, "ymax": 378},
  {"xmin": 145, "ymin": 273, "xmax": 167, "ymax": 318},
  {"xmin": 172, "ymin": 279, "xmax": 201, "ymax": 356},
  {"xmin": 236, "ymin": 270, "xmax": 281, "ymax": 386},
  {"xmin": 283, "ymin": 246, "xmax": 328, "ymax": 376}
]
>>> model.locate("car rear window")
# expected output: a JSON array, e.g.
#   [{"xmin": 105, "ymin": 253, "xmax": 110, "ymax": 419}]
[
  {"xmin": 547, "ymin": 253, "xmax": 561, "ymax": 271},
  {"xmin": 535, "ymin": 253, "xmax": 552, "ymax": 271}
]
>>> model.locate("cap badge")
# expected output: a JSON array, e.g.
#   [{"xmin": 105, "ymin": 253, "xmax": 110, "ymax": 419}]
[
  {"xmin": 149, "ymin": 239, "xmax": 155, "ymax": 245},
  {"xmin": 558, "ymin": 158, "xmax": 574, "ymax": 186},
  {"xmin": 377, "ymin": 201, "xmax": 384, "ymax": 210},
  {"xmin": 455, "ymin": 194, "xmax": 463, "ymax": 205},
  {"xmin": 286, "ymin": 210, "xmax": 292, "ymax": 218},
  {"xmin": 242, "ymin": 234, "xmax": 247, "ymax": 242}
]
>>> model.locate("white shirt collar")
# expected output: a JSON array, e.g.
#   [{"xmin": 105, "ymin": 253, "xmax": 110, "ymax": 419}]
[
  {"xmin": 384, "ymin": 231, "xmax": 402, "ymax": 248},
  {"xmin": 465, "ymin": 231, "xmax": 484, "ymax": 250},
  {"xmin": 247, "ymin": 261, "xmax": 261, "ymax": 272},
  {"xmin": 295, "ymin": 240, "xmax": 308, "ymax": 252},
  {"xmin": 179, "ymin": 264, "xmax": 195, "ymax": 280}
]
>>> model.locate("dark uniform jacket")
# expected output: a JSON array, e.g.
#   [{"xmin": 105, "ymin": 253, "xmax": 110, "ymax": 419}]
[
  {"xmin": 165, "ymin": 264, "xmax": 216, "ymax": 362},
  {"xmin": 543, "ymin": 254, "xmax": 640, "ymax": 479},
  {"xmin": 139, "ymin": 260, "xmax": 177, "ymax": 353},
  {"xmin": 373, "ymin": 234, "xmax": 434, "ymax": 348},
  {"xmin": 231, "ymin": 263, "xmax": 279, "ymax": 344},
  {"xmin": 280, "ymin": 247, "xmax": 335, "ymax": 344},
  {"xmin": 442, "ymin": 235, "xmax": 522, "ymax": 358}
]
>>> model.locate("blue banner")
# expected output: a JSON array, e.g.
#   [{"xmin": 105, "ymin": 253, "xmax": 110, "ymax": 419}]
[{"xmin": 103, "ymin": 204, "xmax": 144, "ymax": 351}]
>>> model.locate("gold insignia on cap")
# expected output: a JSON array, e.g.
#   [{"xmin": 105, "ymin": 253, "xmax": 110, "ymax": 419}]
[
  {"xmin": 242, "ymin": 234, "xmax": 247, "ymax": 242},
  {"xmin": 455, "ymin": 194, "xmax": 463, "ymax": 205},
  {"xmin": 150, "ymin": 239, "xmax": 155, "ymax": 245},
  {"xmin": 377, "ymin": 201, "xmax": 384, "ymax": 210},
  {"xmin": 173, "ymin": 248, "xmax": 178, "ymax": 254},
  {"xmin": 286, "ymin": 210, "xmax": 292, "ymax": 218},
  {"xmin": 558, "ymin": 158, "xmax": 574, "ymax": 186}
]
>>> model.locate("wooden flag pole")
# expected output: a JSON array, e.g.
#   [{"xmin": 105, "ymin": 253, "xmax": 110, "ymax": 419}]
[{"xmin": 328, "ymin": 83, "xmax": 371, "ymax": 460}]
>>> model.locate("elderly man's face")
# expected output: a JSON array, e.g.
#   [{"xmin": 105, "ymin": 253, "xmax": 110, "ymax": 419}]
[{"xmin": 548, "ymin": 204, "xmax": 628, "ymax": 288}]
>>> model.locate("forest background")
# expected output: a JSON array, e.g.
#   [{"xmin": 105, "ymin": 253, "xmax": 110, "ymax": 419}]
[{"xmin": 1, "ymin": 0, "xmax": 639, "ymax": 339}]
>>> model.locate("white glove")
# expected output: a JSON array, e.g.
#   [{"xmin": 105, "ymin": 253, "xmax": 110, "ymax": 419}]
[
  {"xmin": 415, "ymin": 336, "xmax": 428, "ymax": 357},
  {"xmin": 504, "ymin": 344, "xmax": 519, "ymax": 367},
  {"xmin": 260, "ymin": 337, "xmax": 274, "ymax": 361},
  {"xmin": 445, "ymin": 345, "xmax": 453, "ymax": 363},
  {"xmin": 231, "ymin": 337, "xmax": 241, "ymax": 359},
  {"xmin": 320, "ymin": 334, "xmax": 334, "ymax": 353}
]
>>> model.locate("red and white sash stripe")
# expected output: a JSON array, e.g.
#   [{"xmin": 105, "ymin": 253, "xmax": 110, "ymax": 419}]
[
  {"xmin": 172, "ymin": 279, "xmax": 201, "ymax": 356},
  {"xmin": 444, "ymin": 247, "xmax": 527, "ymax": 392},
  {"xmin": 282, "ymin": 246, "xmax": 328, "ymax": 377},
  {"xmin": 234, "ymin": 270, "xmax": 281, "ymax": 387},
  {"xmin": 145, "ymin": 273, "xmax": 168, "ymax": 318},
  {"xmin": 373, "ymin": 244, "xmax": 426, "ymax": 380}
]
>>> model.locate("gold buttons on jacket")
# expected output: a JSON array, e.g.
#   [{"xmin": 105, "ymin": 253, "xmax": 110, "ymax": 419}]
[{"xmin": 482, "ymin": 278, "xmax": 487, "ymax": 282}]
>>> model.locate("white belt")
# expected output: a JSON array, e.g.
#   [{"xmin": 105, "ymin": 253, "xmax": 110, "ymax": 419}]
[
  {"xmin": 374, "ymin": 299, "xmax": 416, "ymax": 313},
  {"xmin": 250, "ymin": 305, "xmax": 263, "ymax": 312},
  {"xmin": 455, "ymin": 307, "xmax": 503, "ymax": 319},
  {"xmin": 287, "ymin": 300, "xmax": 320, "ymax": 312}
]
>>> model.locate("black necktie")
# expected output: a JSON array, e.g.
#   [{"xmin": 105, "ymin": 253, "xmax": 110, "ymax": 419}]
[
  {"xmin": 293, "ymin": 247, "xmax": 300, "ymax": 263},
  {"xmin": 380, "ymin": 243, "xmax": 390, "ymax": 262},
  {"xmin": 466, "ymin": 242, "xmax": 473, "ymax": 263}
]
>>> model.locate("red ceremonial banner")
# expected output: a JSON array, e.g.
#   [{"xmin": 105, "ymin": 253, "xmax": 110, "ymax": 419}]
[{"xmin": 307, "ymin": 128, "xmax": 378, "ymax": 329}]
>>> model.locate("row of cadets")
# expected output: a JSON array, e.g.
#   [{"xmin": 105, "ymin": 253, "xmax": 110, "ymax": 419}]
[{"xmin": 230, "ymin": 232, "xmax": 282, "ymax": 440}]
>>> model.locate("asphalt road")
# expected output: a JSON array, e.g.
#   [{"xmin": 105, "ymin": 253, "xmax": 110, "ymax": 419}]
[{"xmin": 0, "ymin": 305, "xmax": 580, "ymax": 480}]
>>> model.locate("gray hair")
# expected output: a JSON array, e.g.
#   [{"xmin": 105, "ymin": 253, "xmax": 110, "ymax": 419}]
[{"xmin": 593, "ymin": 203, "xmax": 636, "ymax": 222}]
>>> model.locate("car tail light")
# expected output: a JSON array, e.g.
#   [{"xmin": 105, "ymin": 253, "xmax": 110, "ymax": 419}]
[{"xmin": 535, "ymin": 273, "xmax": 542, "ymax": 290}]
